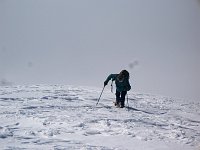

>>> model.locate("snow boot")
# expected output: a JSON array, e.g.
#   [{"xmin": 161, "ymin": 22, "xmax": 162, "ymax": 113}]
[
  {"xmin": 120, "ymin": 101, "xmax": 125, "ymax": 108},
  {"xmin": 114, "ymin": 101, "xmax": 120, "ymax": 107}
]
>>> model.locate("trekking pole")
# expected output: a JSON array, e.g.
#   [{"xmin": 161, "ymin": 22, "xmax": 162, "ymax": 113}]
[
  {"xmin": 96, "ymin": 86, "xmax": 105, "ymax": 106},
  {"xmin": 111, "ymin": 80, "xmax": 113, "ymax": 93}
]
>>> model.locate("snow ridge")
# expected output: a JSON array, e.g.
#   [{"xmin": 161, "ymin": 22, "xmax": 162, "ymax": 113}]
[{"xmin": 0, "ymin": 85, "xmax": 199, "ymax": 150}]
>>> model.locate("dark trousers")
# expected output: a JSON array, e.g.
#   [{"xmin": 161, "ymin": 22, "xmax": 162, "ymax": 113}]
[{"xmin": 116, "ymin": 90, "xmax": 127, "ymax": 105}]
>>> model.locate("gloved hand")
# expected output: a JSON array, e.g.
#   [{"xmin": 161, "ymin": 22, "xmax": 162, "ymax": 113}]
[{"xmin": 104, "ymin": 81, "xmax": 108, "ymax": 87}]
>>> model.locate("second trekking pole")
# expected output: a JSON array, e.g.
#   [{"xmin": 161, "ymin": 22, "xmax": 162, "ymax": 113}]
[{"xmin": 96, "ymin": 86, "xmax": 105, "ymax": 106}]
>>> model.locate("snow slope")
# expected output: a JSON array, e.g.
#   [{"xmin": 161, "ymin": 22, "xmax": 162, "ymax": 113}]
[{"xmin": 0, "ymin": 85, "xmax": 199, "ymax": 150}]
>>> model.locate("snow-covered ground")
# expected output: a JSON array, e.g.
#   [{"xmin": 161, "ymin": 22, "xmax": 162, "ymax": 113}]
[{"xmin": 0, "ymin": 85, "xmax": 199, "ymax": 150}]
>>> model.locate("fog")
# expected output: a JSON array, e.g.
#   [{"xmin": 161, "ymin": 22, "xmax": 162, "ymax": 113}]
[{"xmin": 0, "ymin": 0, "xmax": 200, "ymax": 101}]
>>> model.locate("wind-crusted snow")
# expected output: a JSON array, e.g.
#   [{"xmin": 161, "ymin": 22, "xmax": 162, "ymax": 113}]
[{"xmin": 0, "ymin": 85, "xmax": 199, "ymax": 150}]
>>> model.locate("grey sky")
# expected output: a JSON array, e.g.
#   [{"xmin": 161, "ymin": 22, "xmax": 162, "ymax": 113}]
[{"xmin": 0, "ymin": 0, "xmax": 200, "ymax": 101}]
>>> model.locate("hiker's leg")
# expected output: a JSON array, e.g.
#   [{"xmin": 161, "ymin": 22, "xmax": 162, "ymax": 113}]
[
  {"xmin": 115, "ymin": 90, "xmax": 120, "ymax": 105},
  {"xmin": 120, "ymin": 91, "xmax": 127, "ymax": 107}
]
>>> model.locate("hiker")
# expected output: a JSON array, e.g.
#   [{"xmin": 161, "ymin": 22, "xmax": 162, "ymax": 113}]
[{"xmin": 104, "ymin": 70, "xmax": 131, "ymax": 108}]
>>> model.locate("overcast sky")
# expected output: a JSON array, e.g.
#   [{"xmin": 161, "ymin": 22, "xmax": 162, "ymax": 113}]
[{"xmin": 0, "ymin": 0, "xmax": 200, "ymax": 101}]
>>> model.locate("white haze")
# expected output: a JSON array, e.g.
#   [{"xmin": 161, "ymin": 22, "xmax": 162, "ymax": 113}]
[{"xmin": 0, "ymin": 0, "xmax": 200, "ymax": 101}]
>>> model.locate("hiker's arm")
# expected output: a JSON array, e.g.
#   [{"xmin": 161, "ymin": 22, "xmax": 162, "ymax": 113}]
[
  {"xmin": 104, "ymin": 74, "xmax": 117, "ymax": 86},
  {"xmin": 126, "ymin": 79, "xmax": 131, "ymax": 91}
]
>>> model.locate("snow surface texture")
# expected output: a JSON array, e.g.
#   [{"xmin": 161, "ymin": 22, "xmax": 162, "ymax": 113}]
[{"xmin": 0, "ymin": 85, "xmax": 199, "ymax": 150}]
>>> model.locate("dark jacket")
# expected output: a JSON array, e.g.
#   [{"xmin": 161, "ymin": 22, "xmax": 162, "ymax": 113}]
[{"xmin": 105, "ymin": 74, "xmax": 131, "ymax": 92}]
